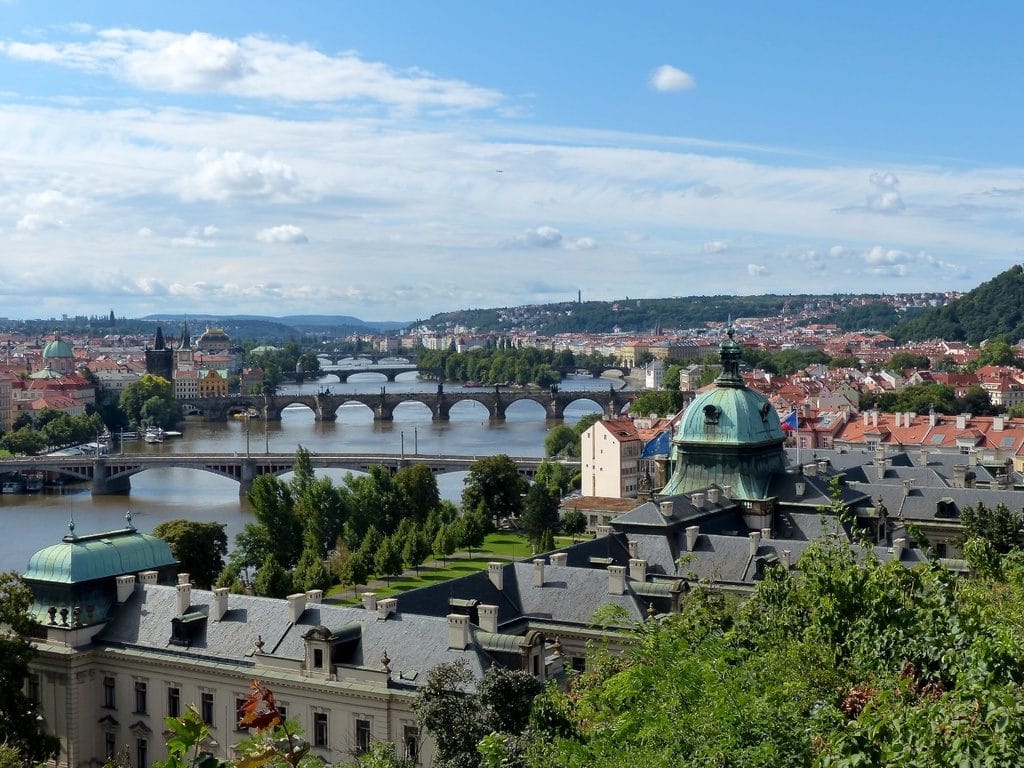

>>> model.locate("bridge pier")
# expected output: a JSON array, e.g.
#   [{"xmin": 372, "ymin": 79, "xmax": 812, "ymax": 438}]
[
  {"xmin": 239, "ymin": 459, "xmax": 257, "ymax": 498},
  {"xmin": 91, "ymin": 458, "xmax": 131, "ymax": 495}
]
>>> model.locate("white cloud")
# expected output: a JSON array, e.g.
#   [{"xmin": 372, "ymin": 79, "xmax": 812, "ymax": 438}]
[
  {"xmin": 650, "ymin": 64, "xmax": 696, "ymax": 92},
  {"xmin": 509, "ymin": 225, "xmax": 563, "ymax": 248},
  {"xmin": 182, "ymin": 149, "xmax": 302, "ymax": 202},
  {"xmin": 703, "ymin": 240, "xmax": 728, "ymax": 254},
  {"xmin": 1, "ymin": 28, "xmax": 504, "ymax": 112},
  {"xmin": 137, "ymin": 226, "xmax": 153, "ymax": 237},
  {"xmin": 867, "ymin": 171, "xmax": 905, "ymax": 213},
  {"xmin": 16, "ymin": 212, "xmax": 63, "ymax": 231},
  {"xmin": 747, "ymin": 263, "xmax": 768, "ymax": 276},
  {"xmin": 256, "ymin": 224, "xmax": 308, "ymax": 244},
  {"xmin": 565, "ymin": 236, "xmax": 597, "ymax": 251}
]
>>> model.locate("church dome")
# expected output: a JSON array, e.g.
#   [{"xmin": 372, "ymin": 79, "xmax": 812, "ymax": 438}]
[
  {"xmin": 24, "ymin": 524, "xmax": 177, "ymax": 585},
  {"xmin": 42, "ymin": 335, "xmax": 73, "ymax": 360}
]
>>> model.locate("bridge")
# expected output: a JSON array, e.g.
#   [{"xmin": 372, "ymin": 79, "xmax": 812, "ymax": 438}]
[
  {"xmin": 180, "ymin": 384, "xmax": 635, "ymax": 422},
  {"xmin": 317, "ymin": 364, "xmax": 419, "ymax": 383},
  {"xmin": 0, "ymin": 453, "xmax": 575, "ymax": 497}
]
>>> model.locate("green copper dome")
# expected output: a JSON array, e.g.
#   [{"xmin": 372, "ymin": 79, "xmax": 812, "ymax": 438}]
[
  {"xmin": 42, "ymin": 334, "xmax": 73, "ymax": 359},
  {"xmin": 24, "ymin": 525, "xmax": 177, "ymax": 585},
  {"xmin": 674, "ymin": 385, "xmax": 784, "ymax": 446}
]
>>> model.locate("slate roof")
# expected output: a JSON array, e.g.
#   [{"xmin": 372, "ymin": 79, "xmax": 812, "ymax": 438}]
[{"xmin": 98, "ymin": 585, "xmax": 492, "ymax": 688}]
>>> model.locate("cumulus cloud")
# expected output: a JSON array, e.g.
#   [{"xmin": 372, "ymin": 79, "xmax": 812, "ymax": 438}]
[
  {"xmin": 747, "ymin": 263, "xmax": 768, "ymax": 276},
  {"xmin": 650, "ymin": 64, "xmax": 696, "ymax": 92},
  {"xmin": 703, "ymin": 240, "xmax": 728, "ymax": 254},
  {"xmin": 16, "ymin": 212, "xmax": 64, "ymax": 231},
  {"xmin": 565, "ymin": 236, "xmax": 597, "ymax": 251},
  {"xmin": 508, "ymin": 225, "xmax": 563, "ymax": 248},
  {"xmin": 867, "ymin": 172, "xmax": 905, "ymax": 213},
  {"xmin": 256, "ymin": 224, "xmax": 309, "ymax": 244},
  {"xmin": 137, "ymin": 226, "xmax": 153, "ymax": 237},
  {"xmin": 171, "ymin": 224, "xmax": 219, "ymax": 247},
  {"xmin": 799, "ymin": 250, "xmax": 826, "ymax": 271},
  {"xmin": 182, "ymin": 149, "xmax": 302, "ymax": 202},
  {"xmin": 0, "ymin": 28, "xmax": 504, "ymax": 112}
]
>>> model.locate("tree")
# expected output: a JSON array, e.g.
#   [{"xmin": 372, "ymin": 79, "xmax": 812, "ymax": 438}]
[
  {"xmin": 153, "ymin": 520, "xmax": 228, "ymax": 590},
  {"xmin": 432, "ymin": 524, "xmax": 457, "ymax": 564},
  {"xmin": 461, "ymin": 455, "xmax": 526, "ymax": 525},
  {"xmin": 628, "ymin": 389, "xmax": 686, "ymax": 417},
  {"xmin": 534, "ymin": 459, "xmax": 575, "ymax": 497},
  {"xmin": 573, "ymin": 412, "xmax": 603, "ymax": 437},
  {"xmin": 374, "ymin": 535, "xmax": 404, "ymax": 586},
  {"xmin": 246, "ymin": 475, "xmax": 301, "ymax": 568},
  {"xmin": 544, "ymin": 425, "xmax": 578, "ymax": 458},
  {"xmin": 252, "ymin": 554, "xmax": 293, "ymax": 599},
  {"xmin": 394, "ymin": 463, "xmax": 441, "ymax": 524},
  {"xmin": 402, "ymin": 529, "xmax": 432, "ymax": 573},
  {"xmin": 293, "ymin": 537, "xmax": 330, "ymax": 593},
  {"xmin": 884, "ymin": 351, "xmax": 930, "ymax": 372},
  {"xmin": 0, "ymin": 572, "xmax": 61, "ymax": 766},
  {"xmin": 560, "ymin": 509, "xmax": 587, "ymax": 541},
  {"xmin": 958, "ymin": 501, "xmax": 1023, "ymax": 554},
  {"xmin": 454, "ymin": 507, "xmax": 490, "ymax": 559},
  {"xmin": 119, "ymin": 373, "xmax": 182, "ymax": 428},
  {"xmin": 521, "ymin": 483, "xmax": 560, "ymax": 551},
  {"xmin": 0, "ymin": 427, "xmax": 45, "ymax": 456},
  {"xmin": 661, "ymin": 363, "xmax": 684, "ymax": 391}
]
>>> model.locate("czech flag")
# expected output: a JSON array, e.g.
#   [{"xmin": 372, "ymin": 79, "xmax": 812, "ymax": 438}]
[{"xmin": 780, "ymin": 410, "xmax": 798, "ymax": 431}]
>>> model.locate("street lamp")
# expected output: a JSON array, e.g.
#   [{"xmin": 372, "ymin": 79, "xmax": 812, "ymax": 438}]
[
  {"xmin": 244, "ymin": 412, "xmax": 251, "ymax": 458},
  {"xmin": 414, "ymin": 426, "xmax": 418, "ymax": 455}
]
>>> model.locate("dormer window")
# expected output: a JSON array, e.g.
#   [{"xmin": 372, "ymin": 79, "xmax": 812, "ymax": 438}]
[{"xmin": 703, "ymin": 404, "xmax": 720, "ymax": 425}]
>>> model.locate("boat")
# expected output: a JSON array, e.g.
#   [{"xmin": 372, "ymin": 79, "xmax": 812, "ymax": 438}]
[
  {"xmin": 23, "ymin": 474, "xmax": 44, "ymax": 493},
  {"xmin": 144, "ymin": 428, "xmax": 165, "ymax": 443},
  {"xmin": 120, "ymin": 431, "xmax": 140, "ymax": 441},
  {"xmin": 1, "ymin": 477, "xmax": 25, "ymax": 494}
]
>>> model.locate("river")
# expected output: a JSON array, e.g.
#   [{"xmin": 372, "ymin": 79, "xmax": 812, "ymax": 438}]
[{"xmin": 0, "ymin": 368, "xmax": 626, "ymax": 571}]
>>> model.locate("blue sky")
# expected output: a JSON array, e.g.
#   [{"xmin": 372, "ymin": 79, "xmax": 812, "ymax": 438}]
[{"xmin": 0, "ymin": 2, "xmax": 1022, "ymax": 321}]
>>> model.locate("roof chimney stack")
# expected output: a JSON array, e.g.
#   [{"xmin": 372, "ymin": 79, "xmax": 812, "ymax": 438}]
[
  {"xmin": 487, "ymin": 562, "xmax": 504, "ymax": 591},
  {"xmin": 532, "ymin": 558, "xmax": 545, "ymax": 587},
  {"xmin": 447, "ymin": 614, "xmax": 470, "ymax": 650},
  {"xmin": 287, "ymin": 593, "xmax": 306, "ymax": 623},
  {"xmin": 749, "ymin": 530, "xmax": 762, "ymax": 559},
  {"xmin": 213, "ymin": 587, "xmax": 229, "ymax": 621},
  {"xmin": 176, "ymin": 583, "xmax": 191, "ymax": 617},
  {"xmin": 478, "ymin": 604, "xmax": 499, "ymax": 634},
  {"xmin": 116, "ymin": 575, "xmax": 136, "ymax": 603},
  {"xmin": 685, "ymin": 525, "xmax": 700, "ymax": 551},
  {"xmin": 608, "ymin": 565, "xmax": 626, "ymax": 595}
]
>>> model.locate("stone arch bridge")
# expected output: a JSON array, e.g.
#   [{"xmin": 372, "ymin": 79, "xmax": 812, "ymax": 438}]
[
  {"xmin": 181, "ymin": 385, "xmax": 634, "ymax": 422},
  {"xmin": 0, "ymin": 453, "xmax": 571, "ymax": 497}
]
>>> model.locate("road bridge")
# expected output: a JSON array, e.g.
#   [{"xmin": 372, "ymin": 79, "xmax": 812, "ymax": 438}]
[
  {"xmin": 317, "ymin": 364, "xmax": 419, "ymax": 383},
  {"xmin": 0, "ymin": 453, "xmax": 574, "ymax": 497},
  {"xmin": 180, "ymin": 385, "xmax": 635, "ymax": 422}
]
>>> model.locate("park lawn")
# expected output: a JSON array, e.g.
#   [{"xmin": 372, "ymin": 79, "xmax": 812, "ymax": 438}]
[{"xmin": 325, "ymin": 531, "xmax": 580, "ymax": 604}]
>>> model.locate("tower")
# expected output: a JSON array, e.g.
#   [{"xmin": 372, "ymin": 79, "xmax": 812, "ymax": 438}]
[{"xmin": 145, "ymin": 326, "xmax": 174, "ymax": 381}]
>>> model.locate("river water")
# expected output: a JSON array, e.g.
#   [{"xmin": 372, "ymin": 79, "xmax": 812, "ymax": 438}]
[{"xmin": 0, "ymin": 368, "xmax": 624, "ymax": 571}]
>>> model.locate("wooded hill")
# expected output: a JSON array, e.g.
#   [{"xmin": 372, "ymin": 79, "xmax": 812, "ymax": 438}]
[{"xmin": 891, "ymin": 264, "xmax": 1024, "ymax": 344}]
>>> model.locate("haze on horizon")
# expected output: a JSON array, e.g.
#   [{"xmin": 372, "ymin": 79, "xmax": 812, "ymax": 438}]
[{"xmin": 0, "ymin": 2, "xmax": 1021, "ymax": 321}]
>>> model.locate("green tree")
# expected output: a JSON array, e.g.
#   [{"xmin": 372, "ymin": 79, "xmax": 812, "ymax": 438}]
[
  {"xmin": 244, "ymin": 475, "xmax": 301, "ymax": 568},
  {"xmin": 455, "ymin": 507, "xmax": 490, "ymax": 559},
  {"xmin": 521, "ymin": 483, "xmax": 560, "ymax": 551},
  {"xmin": 0, "ymin": 427, "xmax": 45, "ymax": 456},
  {"xmin": 119, "ymin": 373, "xmax": 182, "ymax": 428},
  {"xmin": 374, "ymin": 535, "xmax": 404, "ymax": 586},
  {"xmin": 661, "ymin": 363, "xmax": 683, "ymax": 391},
  {"xmin": 628, "ymin": 389, "xmax": 686, "ymax": 417},
  {"xmin": 958, "ymin": 501, "xmax": 1023, "ymax": 554},
  {"xmin": 432, "ymin": 524, "xmax": 457, "ymax": 564},
  {"xmin": 560, "ymin": 509, "xmax": 586, "ymax": 541},
  {"xmin": 544, "ymin": 425, "xmax": 578, "ymax": 458},
  {"xmin": 293, "ymin": 538, "xmax": 330, "ymax": 593},
  {"xmin": 402, "ymin": 528, "xmax": 432, "ymax": 573},
  {"xmin": 573, "ymin": 412, "xmax": 603, "ymax": 437},
  {"xmin": 252, "ymin": 554, "xmax": 293, "ymax": 599},
  {"xmin": 0, "ymin": 572, "xmax": 61, "ymax": 766},
  {"xmin": 394, "ymin": 464, "xmax": 441, "ymax": 524},
  {"xmin": 533, "ymin": 459, "xmax": 575, "ymax": 497},
  {"xmin": 884, "ymin": 351, "xmax": 930, "ymax": 372},
  {"xmin": 152, "ymin": 520, "xmax": 228, "ymax": 590},
  {"xmin": 461, "ymin": 455, "xmax": 526, "ymax": 525}
]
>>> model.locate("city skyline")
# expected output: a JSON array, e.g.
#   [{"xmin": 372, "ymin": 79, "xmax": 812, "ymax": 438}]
[{"xmin": 1, "ymin": 2, "xmax": 1022, "ymax": 320}]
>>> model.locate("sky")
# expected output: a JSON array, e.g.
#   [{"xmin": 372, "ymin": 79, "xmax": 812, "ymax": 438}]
[{"xmin": 0, "ymin": 2, "xmax": 1023, "ymax": 322}]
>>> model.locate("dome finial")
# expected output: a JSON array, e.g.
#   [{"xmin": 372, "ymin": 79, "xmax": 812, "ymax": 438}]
[{"xmin": 125, "ymin": 509, "xmax": 135, "ymax": 530}]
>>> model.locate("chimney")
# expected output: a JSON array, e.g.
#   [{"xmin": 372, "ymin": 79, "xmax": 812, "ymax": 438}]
[
  {"xmin": 629, "ymin": 558, "xmax": 648, "ymax": 582},
  {"xmin": 906, "ymin": 411, "xmax": 915, "ymax": 428},
  {"xmin": 447, "ymin": 614, "xmax": 470, "ymax": 650},
  {"xmin": 306, "ymin": 589, "xmax": 323, "ymax": 603},
  {"xmin": 749, "ymin": 530, "xmax": 762, "ymax": 558},
  {"xmin": 956, "ymin": 414, "xmax": 967, "ymax": 430},
  {"xmin": 627, "ymin": 540, "xmax": 639, "ymax": 558},
  {"xmin": 685, "ymin": 525, "xmax": 700, "ymax": 550},
  {"xmin": 177, "ymin": 572, "xmax": 191, "ymax": 586},
  {"xmin": 871, "ymin": 410, "xmax": 878, "ymax": 427},
  {"xmin": 212, "ymin": 587, "xmax": 229, "ymax": 621},
  {"xmin": 287, "ymin": 593, "xmax": 307, "ymax": 623},
  {"xmin": 795, "ymin": 480, "xmax": 806, "ymax": 497},
  {"xmin": 760, "ymin": 527, "xmax": 772, "ymax": 540},
  {"xmin": 658, "ymin": 500, "xmax": 674, "ymax": 519},
  {"xmin": 478, "ymin": 604, "xmax": 499, "ymax": 634},
  {"xmin": 487, "ymin": 562, "xmax": 504, "ymax": 591},
  {"xmin": 817, "ymin": 459, "xmax": 828, "ymax": 475},
  {"xmin": 722, "ymin": 485, "xmax": 732, "ymax": 498},
  {"xmin": 377, "ymin": 597, "xmax": 398, "ymax": 620},
  {"xmin": 929, "ymin": 408, "xmax": 938, "ymax": 427},
  {"xmin": 877, "ymin": 458, "xmax": 887, "ymax": 481},
  {"xmin": 707, "ymin": 487, "xmax": 720, "ymax": 505},
  {"xmin": 608, "ymin": 565, "xmax": 627, "ymax": 595},
  {"xmin": 862, "ymin": 411, "xmax": 869, "ymax": 426},
  {"xmin": 994, "ymin": 415, "xmax": 1005, "ymax": 432},
  {"xmin": 362, "ymin": 592, "xmax": 378, "ymax": 612},
  {"xmin": 781, "ymin": 549, "xmax": 792, "ymax": 570},
  {"xmin": 532, "ymin": 558, "xmax": 545, "ymax": 587},
  {"xmin": 550, "ymin": 552, "xmax": 568, "ymax": 567},
  {"xmin": 176, "ymin": 583, "xmax": 191, "ymax": 617},
  {"xmin": 139, "ymin": 570, "xmax": 158, "ymax": 586},
  {"xmin": 892, "ymin": 537, "xmax": 907, "ymax": 562},
  {"xmin": 801, "ymin": 402, "xmax": 811, "ymax": 418},
  {"xmin": 596, "ymin": 524, "xmax": 613, "ymax": 536},
  {"xmin": 919, "ymin": 447, "xmax": 928, "ymax": 466},
  {"xmin": 115, "ymin": 575, "xmax": 136, "ymax": 603},
  {"xmin": 805, "ymin": 461, "xmax": 817, "ymax": 477},
  {"xmin": 691, "ymin": 492, "xmax": 705, "ymax": 508}
]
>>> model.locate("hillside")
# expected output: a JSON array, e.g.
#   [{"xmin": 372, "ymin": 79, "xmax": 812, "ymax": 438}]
[{"xmin": 891, "ymin": 264, "xmax": 1024, "ymax": 344}]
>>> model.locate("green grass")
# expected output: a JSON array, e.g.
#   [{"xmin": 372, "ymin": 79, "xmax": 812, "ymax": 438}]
[{"xmin": 324, "ymin": 531, "xmax": 579, "ymax": 605}]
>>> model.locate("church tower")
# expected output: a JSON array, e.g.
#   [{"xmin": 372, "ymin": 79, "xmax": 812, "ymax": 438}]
[{"xmin": 145, "ymin": 326, "xmax": 174, "ymax": 381}]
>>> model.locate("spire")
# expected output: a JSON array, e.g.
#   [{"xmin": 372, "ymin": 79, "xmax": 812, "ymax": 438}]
[
  {"xmin": 154, "ymin": 326, "xmax": 166, "ymax": 350},
  {"xmin": 179, "ymin": 321, "xmax": 191, "ymax": 350}
]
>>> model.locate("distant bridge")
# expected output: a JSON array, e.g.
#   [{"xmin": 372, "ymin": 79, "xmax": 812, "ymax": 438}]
[
  {"xmin": 180, "ymin": 385, "xmax": 635, "ymax": 422},
  {"xmin": 317, "ymin": 364, "xmax": 419, "ymax": 383},
  {"xmin": 0, "ymin": 452, "xmax": 573, "ymax": 497}
]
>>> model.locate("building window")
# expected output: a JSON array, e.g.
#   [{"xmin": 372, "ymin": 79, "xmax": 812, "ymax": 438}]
[
  {"xmin": 167, "ymin": 687, "xmax": 180, "ymax": 718},
  {"xmin": 105, "ymin": 732, "xmax": 117, "ymax": 761},
  {"xmin": 403, "ymin": 725, "xmax": 419, "ymax": 763},
  {"xmin": 27, "ymin": 673, "xmax": 40, "ymax": 705},
  {"xmin": 201, "ymin": 692, "xmax": 214, "ymax": 726},
  {"xmin": 314, "ymin": 712, "xmax": 329, "ymax": 748},
  {"xmin": 134, "ymin": 681, "xmax": 147, "ymax": 714},
  {"xmin": 136, "ymin": 738, "xmax": 148, "ymax": 768},
  {"xmin": 235, "ymin": 698, "xmax": 247, "ymax": 731},
  {"xmin": 355, "ymin": 718, "xmax": 370, "ymax": 754},
  {"xmin": 313, "ymin": 648, "xmax": 324, "ymax": 669},
  {"xmin": 277, "ymin": 705, "xmax": 287, "ymax": 721},
  {"xmin": 571, "ymin": 656, "xmax": 586, "ymax": 673},
  {"xmin": 103, "ymin": 676, "xmax": 116, "ymax": 709}
]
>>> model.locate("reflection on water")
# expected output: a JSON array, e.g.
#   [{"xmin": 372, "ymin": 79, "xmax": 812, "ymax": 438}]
[{"xmin": 0, "ymin": 373, "xmax": 620, "ymax": 571}]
